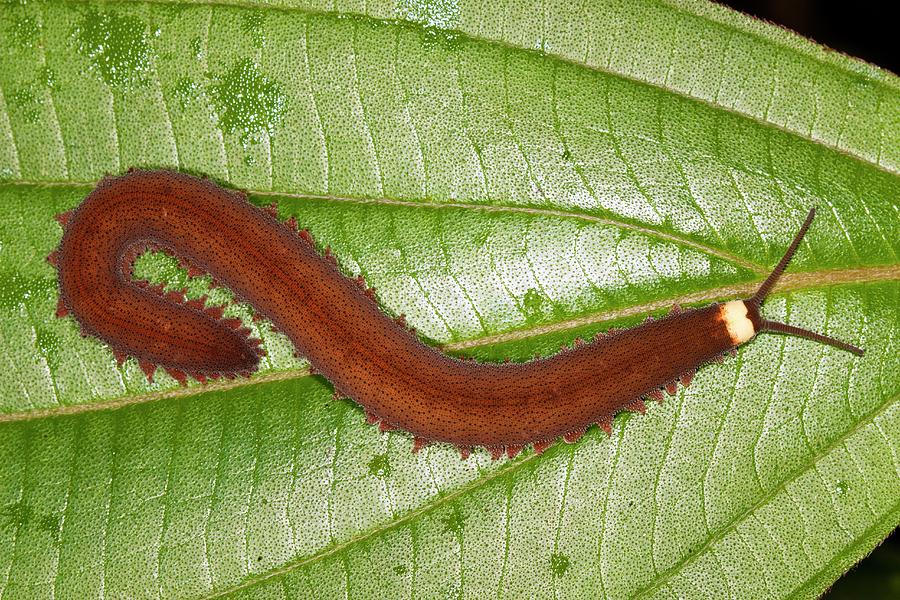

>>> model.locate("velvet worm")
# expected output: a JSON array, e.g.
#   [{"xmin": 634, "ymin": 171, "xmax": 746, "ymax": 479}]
[{"xmin": 51, "ymin": 170, "xmax": 863, "ymax": 458}]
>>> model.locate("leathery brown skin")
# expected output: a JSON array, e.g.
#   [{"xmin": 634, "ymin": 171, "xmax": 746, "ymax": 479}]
[{"xmin": 52, "ymin": 170, "xmax": 757, "ymax": 458}]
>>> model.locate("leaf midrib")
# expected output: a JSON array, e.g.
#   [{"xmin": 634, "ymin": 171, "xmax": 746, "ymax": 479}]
[
  {"xmin": 56, "ymin": 0, "xmax": 900, "ymax": 177},
  {"xmin": 2, "ymin": 264, "xmax": 896, "ymax": 424},
  {"xmin": 200, "ymin": 392, "xmax": 898, "ymax": 599}
]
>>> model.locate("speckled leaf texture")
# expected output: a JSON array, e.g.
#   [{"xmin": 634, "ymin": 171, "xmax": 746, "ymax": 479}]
[{"xmin": 0, "ymin": 0, "xmax": 897, "ymax": 598}]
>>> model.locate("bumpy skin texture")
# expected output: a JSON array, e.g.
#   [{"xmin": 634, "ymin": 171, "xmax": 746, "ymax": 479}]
[{"xmin": 55, "ymin": 170, "xmax": 740, "ymax": 454}]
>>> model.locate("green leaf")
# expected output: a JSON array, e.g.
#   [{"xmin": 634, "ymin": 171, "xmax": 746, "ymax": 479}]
[{"xmin": 0, "ymin": 0, "xmax": 897, "ymax": 598}]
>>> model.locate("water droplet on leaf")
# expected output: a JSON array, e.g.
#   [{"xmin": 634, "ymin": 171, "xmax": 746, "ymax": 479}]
[
  {"xmin": 208, "ymin": 59, "xmax": 287, "ymax": 143},
  {"xmin": 550, "ymin": 553, "xmax": 570, "ymax": 576},
  {"xmin": 74, "ymin": 10, "xmax": 155, "ymax": 88},
  {"xmin": 368, "ymin": 453, "xmax": 392, "ymax": 478}
]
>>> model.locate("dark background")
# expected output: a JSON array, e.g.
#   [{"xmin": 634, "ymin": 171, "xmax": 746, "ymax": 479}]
[
  {"xmin": 717, "ymin": 1, "xmax": 898, "ymax": 597},
  {"xmin": 720, "ymin": 0, "xmax": 897, "ymax": 73}
]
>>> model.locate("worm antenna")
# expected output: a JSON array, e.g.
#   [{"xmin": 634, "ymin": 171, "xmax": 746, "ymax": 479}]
[
  {"xmin": 759, "ymin": 319, "xmax": 864, "ymax": 356},
  {"xmin": 744, "ymin": 207, "xmax": 864, "ymax": 356},
  {"xmin": 748, "ymin": 207, "xmax": 816, "ymax": 309}
]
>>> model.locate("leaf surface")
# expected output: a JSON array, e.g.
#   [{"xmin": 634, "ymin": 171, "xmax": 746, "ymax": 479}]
[{"xmin": 0, "ymin": 1, "xmax": 897, "ymax": 599}]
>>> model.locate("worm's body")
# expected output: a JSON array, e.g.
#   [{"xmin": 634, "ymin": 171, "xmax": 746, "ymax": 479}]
[{"xmin": 52, "ymin": 170, "xmax": 859, "ymax": 456}]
